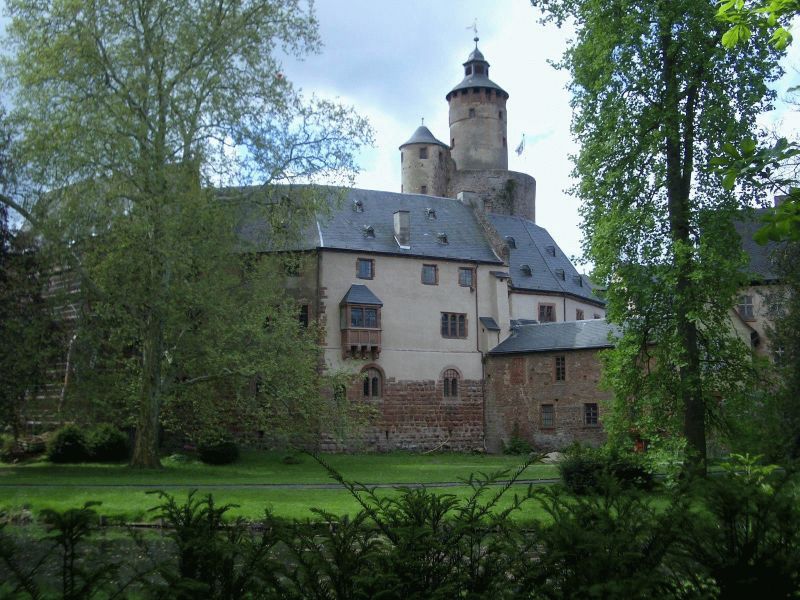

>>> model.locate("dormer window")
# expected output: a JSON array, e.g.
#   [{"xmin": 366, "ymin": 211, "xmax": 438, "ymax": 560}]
[
  {"xmin": 425, "ymin": 208, "xmax": 437, "ymax": 220},
  {"xmin": 555, "ymin": 268, "xmax": 565, "ymax": 280},
  {"xmin": 520, "ymin": 264, "xmax": 532, "ymax": 276},
  {"xmin": 573, "ymin": 275, "xmax": 583, "ymax": 286},
  {"xmin": 545, "ymin": 245, "xmax": 556, "ymax": 257},
  {"xmin": 353, "ymin": 199, "xmax": 364, "ymax": 212},
  {"xmin": 437, "ymin": 232, "xmax": 448, "ymax": 245},
  {"xmin": 505, "ymin": 236, "xmax": 516, "ymax": 249},
  {"xmin": 363, "ymin": 225, "xmax": 375, "ymax": 238}
]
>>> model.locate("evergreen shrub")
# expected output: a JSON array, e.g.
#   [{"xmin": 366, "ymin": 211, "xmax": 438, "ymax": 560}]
[
  {"xmin": 560, "ymin": 445, "xmax": 653, "ymax": 494},
  {"xmin": 47, "ymin": 425, "xmax": 91, "ymax": 463},
  {"xmin": 86, "ymin": 424, "xmax": 129, "ymax": 462},
  {"xmin": 198, "ymin": 439, "xmax": 239, "ymax": 465}
]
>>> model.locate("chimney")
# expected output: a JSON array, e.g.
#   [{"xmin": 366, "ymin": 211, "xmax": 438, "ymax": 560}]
[
  {"xmin": 775, "ymin": 194, "xmax": 787, "ymax": 207},
  {"xmin": 393, "ymin": 210, "xmax": 410, "ymax": 248}
]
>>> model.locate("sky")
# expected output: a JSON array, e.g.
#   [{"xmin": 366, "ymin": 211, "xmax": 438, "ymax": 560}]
[
  {"xmin": 2, "ymin": 1, "xmax": 799, "ymax": 266},
  {"xmin": 279, "ymin": 0, "xmax": 800, "ymax": 268}
]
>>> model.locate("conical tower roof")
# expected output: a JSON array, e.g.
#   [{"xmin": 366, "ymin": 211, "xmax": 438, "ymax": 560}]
[{"xmin": 399, "ymin": 125, "xmax": 448, "ymax": 149}]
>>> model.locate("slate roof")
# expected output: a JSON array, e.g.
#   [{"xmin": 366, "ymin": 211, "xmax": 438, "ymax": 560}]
[
  {"xmin": 734, "ymin": 208, "xmax": 781, "ymax": 283},
  {"xmin": 341, "ymin": 284, "xmax": 383, "ymax": 306},
  {"xmin": 400, "ymin": 125, "xmax": 448, "ymax": 148},
  {"xmin": 487, "ymin": 213, "xmax": 605, "ymax": 305},
  {"xmin": 446, "ymin": 46, "xmax": 508, "ymax": 100},
  {"xmin": 231, "ymin": 186, "xmax": 503, "ymax": 265},
  {"xmin": 479, "ymin": 316, "xmax": 500, "ymax": 331},
  {"xmin": 490, "ymin": 319, "xmax": 620, "ymax": 355}
]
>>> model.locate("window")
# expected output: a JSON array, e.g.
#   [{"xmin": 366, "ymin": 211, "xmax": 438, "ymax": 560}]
[
  {"xmin": 443, "ymin": 369, "xmax": 459, "ymax": 398},
  {"xmin": 465, "ymin": 65, "xmax": 472, "ymax": 75},
  {"xmin": 419, "ymin": 147, "xmax": 428, "ymax": 159},
  {"xmin": 539, "ymin": 304, "xmax": 556, "ymax": 323},
  {"xmin": 541, "ymin": 404, "xmax": 554, "ymax": 428},
  {"xmin": 555, "ymin": 355, "xmax": 566, "ymax": 382},
  {"xmin": 576, "ymin": 309, "xmax": 584, "ymax": 321},
  {"xmin": 469, "ymin": 108, "xmax": 476, "ymax": 118},
  {"xmin": 362, "ymin": 368, "xmax": 382, "ymax": 398},
  {"xmin": 422, "ymin": 264, "xmax": 438, "ymax": 285},
  {"xmin": 738, "ymin": 295, "xmax": 755, "ymax": 320},
  {"xmin": 350, "ymin": 306, "xmax": 379, "ymax": 328},
  {"xmin": 458, "ymin": 267, "xmax": 474, "ymax": 288},
  {"xmin": 555, "ymin": 268, "xmax": 565, "ymax": 280},
  {"xmin": 356, "ymin": 258, "xmax": 374, "ymax": 279},
  {"xmin": 400, "ymin": 151, "xmax": 403, "ymax": 164},
  {"xmin": 545, "ymin": 245, "xmax": 556, "ymax": 257},
  {"xmin": 503, "ymin": 137, "xmax": 507, "ymax": 147},
  {"xmin": 593, "ymin": 313, "xmax": 601, "ymax": 319},
  {"xmin": 475, "ymin": 65, "xmax": 485, "ymax": 75},
  {"xmin": 451, "ymin": 137, "xmax": 455, "ymax": 148},
  {"xmin": 499, "ymin": 110, "xmax": 504, "ymax": 120},
  {"xmin": 298, "ymin": 304, "xmax": 309, "ymax": 328},
  {"xmin": 441, "ymin": 312, "xmax": 467, "ymax": 338},
  {"xmin": 584, "ymin": 403, "xmax": 599, "ymax": 426},
  {"xmin": 420, "ymin": 185, "xmax": 428, "ymax": 195}
]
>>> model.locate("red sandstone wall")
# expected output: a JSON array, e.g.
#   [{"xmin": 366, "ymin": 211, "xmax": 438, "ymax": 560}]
[{"xmin": 484, "ymin": 349, "xmax": 609, "ymax": 452}]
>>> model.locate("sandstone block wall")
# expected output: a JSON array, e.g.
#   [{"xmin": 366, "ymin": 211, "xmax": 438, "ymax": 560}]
[
  {"xmin": 450, "ymin": 170, "xmax": 536, "ymax": 221},
  {"xmin": 484, "ymin": 348, "xmax": 609, "ymax": 452}
]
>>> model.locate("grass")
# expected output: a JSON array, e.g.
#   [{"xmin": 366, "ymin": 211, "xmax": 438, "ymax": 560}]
[{"xmin": 0, "ymin": 450, "xmax": 556, "ymax": 522}]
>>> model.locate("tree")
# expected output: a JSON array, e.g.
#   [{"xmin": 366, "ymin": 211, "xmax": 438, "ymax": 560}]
[
  {"xmin": 2, "ymin": 0, "xmax": 372, "ymax": 467},
  {"xmin": 530, "ymin": 0, "xmax": 783, "ymax": 470}
]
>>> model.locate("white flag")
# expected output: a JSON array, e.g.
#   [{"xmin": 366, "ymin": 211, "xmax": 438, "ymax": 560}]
[{"xmin": 515, "ymin": 134, "xmax": 525, "ymax": 156}]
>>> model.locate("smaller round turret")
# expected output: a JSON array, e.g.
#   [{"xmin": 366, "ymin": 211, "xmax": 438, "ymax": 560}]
[{"xmin": 399, "ymin": 124, "xmax": 449, "ymax": 196}]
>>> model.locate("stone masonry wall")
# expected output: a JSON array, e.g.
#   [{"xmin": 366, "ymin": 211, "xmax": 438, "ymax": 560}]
[
  {"xmin": 450, "ymin": 169, "xmax": 536, "ymax": 221},
  {"xmin": 484, "ymin": 348, "xmax": 609, "ymax": 452},
  {"xmin": 320, "ymin": 376, "xmax": 484, "ymax": 452}
]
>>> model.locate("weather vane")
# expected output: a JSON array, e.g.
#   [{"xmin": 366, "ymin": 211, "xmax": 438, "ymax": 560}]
[{"xmin": 467, "ymin": 18, "xmax": 478, "ymax": 45}]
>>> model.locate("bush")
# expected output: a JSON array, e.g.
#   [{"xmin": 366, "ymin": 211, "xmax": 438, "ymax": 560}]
[
  {"xmin": 47, "ymin": 425, "xmax": 91, "ymax": 463},
  {"xmin": 197, "ymin": 439, "xmax": 239, "ymax": 465},
  {"xmin": 503, "ymin": 422, "xmax": 534, "ymax": 455},
  {"xmin": 559, "ymin": 445, "xmax": 654, "ymax": 495},
  {"xmin": 86, "ymin": 424, "xmax": 129, "ymax": 462}
]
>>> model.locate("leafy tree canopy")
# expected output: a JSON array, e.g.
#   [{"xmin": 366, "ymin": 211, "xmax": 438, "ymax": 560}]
[{"xmin": 1, "ymin": 0, "xmax": 373, "ymax": 466}]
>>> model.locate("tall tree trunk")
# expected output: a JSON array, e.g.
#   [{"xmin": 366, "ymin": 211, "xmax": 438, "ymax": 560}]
[
  {"xmin": 131, "ymin": 314, "xmax": 163, "ymax": 468},
  {"xmin": 661, "ymin": 19, "xmax": 707, "ymax": 473}
]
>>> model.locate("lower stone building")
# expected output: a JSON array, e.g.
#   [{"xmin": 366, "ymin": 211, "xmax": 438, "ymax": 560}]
[{"xmin": 484, "ymin": 320, "xmax": 619, "ymax": 452}]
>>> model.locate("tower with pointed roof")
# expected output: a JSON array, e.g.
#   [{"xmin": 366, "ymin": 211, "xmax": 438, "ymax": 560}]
[
  {"xmin": 446, "ymin": 38, "xmax": 509, "ymax": 171},
  {"xmin": 399, "ymin": 122, "xmax": 450, "ymax": 197},
  {"xmin": 398, "ymin": 39, "xmax": 536, "ymax": 221}
]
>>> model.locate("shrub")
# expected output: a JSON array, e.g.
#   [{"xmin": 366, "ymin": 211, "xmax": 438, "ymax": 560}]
[
  {"xmin": 559, "ymin": 445, "xmax": 654, "ymax": 495},
  {"xmin": 0, "ymin": 435, "xmax": 18, "ymax": 463},
  {"xmin": 86, "ymin": 424, "xmax": 129, "ymax": 462},
  {"xmin": 47, "ymin": 425, "xmax": 91, "ymax": 463},
  {"xmin": 503, "ymin": 422, "xmax": 534, "ymax": 455},
  {"xmin": 197, "ymin": 439, "xmax": 239, "ymax": 465}
]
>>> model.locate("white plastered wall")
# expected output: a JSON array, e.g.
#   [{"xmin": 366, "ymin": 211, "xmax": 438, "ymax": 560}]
[{"xmin": 509, "ymin": 291, "xmax": 606, "ymax": 323}]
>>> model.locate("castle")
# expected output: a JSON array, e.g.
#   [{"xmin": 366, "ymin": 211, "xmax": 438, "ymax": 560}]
[{"xmin": 247, "ymin": 40, "xmax": 622, "ymax": 452}]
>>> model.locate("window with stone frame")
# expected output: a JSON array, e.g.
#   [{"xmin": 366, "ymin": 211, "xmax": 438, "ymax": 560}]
[
  {"xmin": 356, "ymin": 258, "xmax": 374, "ymax": 279},
  {"xmin": 469, "ymin": 107, "xmax": 476, "ymax": 118},
  {"xmin": 738, "ymin": 294, "xmax": 755, "ymax": 320},
  {"xmin": 458, "ymin": 267, "xmax": 475, "ymax": 288},
  {"xmin": 539, "ymin": 303, "xmax": 556, "ymax": 323},
  {"xmin": 576, "ymin": 308, "xmax": 584, "ymax": 320},
  {"xmin": 554, "ymin": 355, "xmax": 566, "ymax": 382},
  {"xmin": 420, "ymin": 185, "xmax": 428, "ymax": 195},
  {"xmin": 421, "ymin": 264, "xmax": 438, "ymax": 285},
  {"xmin": 362, "ymin": 367, "xmax": 382, "ymax": 399},
  {"xmin": 541, "ymin": 404, "xmax": 554, "ymax": 428},
  {"xmin": 584, "ymin": 403, "xmax": 599, "ymax": 426},
  {"xmin": 442, "ymin": 369, "xmax": 460, "ymax": 398},
  {"xmin": 419, "ymin": 146, "xmax": 428, "ymax": 159},
  {"xmin": 441, "ymin": 312, "xmax": 467, "ymax": 338}
]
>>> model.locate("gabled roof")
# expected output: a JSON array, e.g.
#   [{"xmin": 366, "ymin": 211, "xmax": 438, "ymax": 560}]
[
  {"xmin": 231, "ymin": 186, "xmax": 503, "ymax": 265},
  {"xmin": 734, "ymin": 208, "xmax": 781, "ymax": 283},
  {"xmin": 490, "ymin": 319, "xmax": 620, "ymax": 355},
  {"xmin": 341, "ymin": 284, "xmax": 383, "ymax": 306},
  {"xmin": 487, "ymin": 213, "xmax": 605, "ymax": 305}
]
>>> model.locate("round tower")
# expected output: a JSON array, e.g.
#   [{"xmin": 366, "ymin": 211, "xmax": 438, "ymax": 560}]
[
  {"xmin": 446, "ymin": 39, "xmax": 509, "ymax": 171},
  {"xmin": 399, "ymin": 124, "xmax": 449, "ymax": 196}
]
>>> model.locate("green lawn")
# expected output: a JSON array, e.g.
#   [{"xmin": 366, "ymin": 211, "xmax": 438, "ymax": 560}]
[{"xmin": 0, "ymin": 451, "xmax": 556, "ymax": 522}]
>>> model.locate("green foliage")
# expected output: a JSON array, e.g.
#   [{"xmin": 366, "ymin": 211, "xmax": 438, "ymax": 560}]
[
  {"xmin": 2, "ymin": 0, "xmax": 373, "ymax": 468},
  {"xmin": 559, "ymin": 445, "xmax": 654, "ymax": 495},
  {"xmin": 47, "ymin": 425, "xmax": 91, "ymax": 464},
  {"xmin": 531, "ymin": 0, "xmax": 783, "ymax": 467},
  {"xmin": 503, "ymin": 422, "xmax": 534, "ymax": 455},
  {"xmin": 197, "ymin": 438, "xmax": 240, "ymax": 465},
  {"xmin": 86, "ymin": 424, "xmax": 129, "ymax": 462}
]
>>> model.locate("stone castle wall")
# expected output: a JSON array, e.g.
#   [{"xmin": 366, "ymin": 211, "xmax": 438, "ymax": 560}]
[
  {"xmin": 484, "ymin": 348, "xmax": 609, "ymax": 452},
  {"xmin": 450, "ymin": 170, "xmax": 536, "ymax": 221}
]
